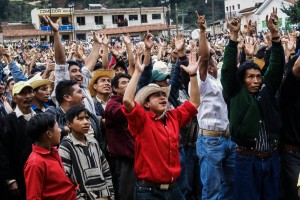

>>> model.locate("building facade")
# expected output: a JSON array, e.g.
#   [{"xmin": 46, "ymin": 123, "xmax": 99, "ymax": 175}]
[{"xmin": 31, "ymin": 6, "xmax": 168, "ymax": 41}]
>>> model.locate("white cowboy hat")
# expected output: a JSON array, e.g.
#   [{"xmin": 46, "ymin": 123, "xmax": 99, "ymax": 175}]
[{"xmin": 134, "ymin": 83, "xmax": 170, "ymax": 106}]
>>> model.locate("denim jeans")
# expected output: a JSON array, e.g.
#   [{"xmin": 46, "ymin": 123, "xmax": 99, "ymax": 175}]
[
  {"xmin": 281, "ymin": 151, "xmax": 300, "ymax": 200},
  {"xmin": 135, "ymin": 182, "xmax": 185, "ymax": 200},
  {"xmin": 184, "ymin": 145, "xmax": 202, "ymax": 200},
  {"xmin": 196, "ymin": 134, "xmax": 235, "ymax": 200},
  {"xmin": 177, "ymin": 147, "xmax": 189, "ymax": 197},
  {"xmin": 234, "ymin": 152, "xmax": 280, "ymax": 200}
]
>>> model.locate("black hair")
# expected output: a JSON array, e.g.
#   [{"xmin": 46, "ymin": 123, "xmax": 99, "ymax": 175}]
[
  {"xmin": 27, "ymin": 113, "xmax": 56, "ymax": 141},
  {"xmin": 66, "ymin": 105, "xmax": 90, "ymax": 123},
  {"xmin": 111, "ymin": 73, "xmax": 131, "ymax": 94},
  {"xmin": 238, "ymin": 61, "xmax": 262, "ymax": 83},
  {"xmin": 67, "ymin": 60, "xmax": 80, "ymax": 70},
  {"xmin": 284, "ymin": 55, "xmax": 299, "ymax": 74},
  {"xmin": 55, "ymin": 80, "xmax": 77, "ymax": 104}
]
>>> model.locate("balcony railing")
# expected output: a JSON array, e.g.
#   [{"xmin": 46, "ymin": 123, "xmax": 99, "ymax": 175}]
[{"xmin": 40, "ymin": 25, "xmax": 74, "ymax": 31}]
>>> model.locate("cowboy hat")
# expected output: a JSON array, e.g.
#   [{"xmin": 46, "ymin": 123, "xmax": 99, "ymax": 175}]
[
  {"xmin": 12, "ymin": 81, "xmax": 33, "ymax": 96},
  {"xmin": 88, "ymin": 69, "xmax": 115, "ymax": 97},
  {"xmin": 134, "ymin": 83, "xmax": 170, "ymax": 106},
  {"xmin": 27, "ymin": 73, "xmax": 53, "ymax": 90}
]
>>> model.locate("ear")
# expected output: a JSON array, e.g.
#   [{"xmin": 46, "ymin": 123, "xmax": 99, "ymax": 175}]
[
  {"xmin": 63, "ymin": 94, "xmax": 72, "ymax": 102},
  {"xmin": 144, "ymin": 101, "xmax": 150, "ymax": 109},
  {"xmin": 45, "ymin": 130, "xmax": 51, "ymax": 138},
  {"xmin": 93, "ymin": 83, "xmax": 97, "ymax": 90},
  {"xmin": 112, "ymin": 86, "xmax": 118, "ymax": 93}
]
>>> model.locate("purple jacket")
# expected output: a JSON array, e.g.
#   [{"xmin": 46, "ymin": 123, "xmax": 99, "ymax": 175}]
[{"xmin": 104, "ymin": 94, "xmax": 135, "ymax": 159}]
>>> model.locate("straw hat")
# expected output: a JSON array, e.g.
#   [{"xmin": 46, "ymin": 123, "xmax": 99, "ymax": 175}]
[
  {"xmin": 27, "ymin": 73, "xmax": 53, "ymax": 90},
  {"xmin": 12, "ymin": 81, "xmax": 33, "ymax": 96},
  {"xmin": 134, "ymin": 83, "xmax": 170, "ymax": 106},
  {"xmin": 88, "ymin": 69, "xmax": 115, "ymax": 97}
]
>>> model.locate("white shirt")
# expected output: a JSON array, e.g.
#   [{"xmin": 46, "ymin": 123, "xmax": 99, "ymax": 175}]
[
  {"xmin": 197, "ymin": 73, "xmax": 229, "ymax": 131},
  {"xmin": 14, "ymin": 106, "xmax": 36, "ymax": 121}
]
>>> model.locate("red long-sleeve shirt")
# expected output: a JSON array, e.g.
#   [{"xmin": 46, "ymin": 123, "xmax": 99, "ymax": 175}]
[
  {"xmin": 24, "ymin": 145, "xmax": 78, "ymax": 200},
  {"xmin": 121, "ymin": 101, "xmax": 197, "ymax": 183}
]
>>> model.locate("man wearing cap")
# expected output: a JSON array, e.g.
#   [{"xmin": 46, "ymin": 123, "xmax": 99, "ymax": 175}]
[
  {"xmin": 221, "ymin": 13, "xmax": 284, "ymax": 199},
  {"xmin": 27, "ymin": 73, "xmax": 53, "ymax": 113},
  {"xmin": 89, "ymin": 69, "xmax": 115, "ymax": 117},
  {"xmin": 0, "ymin": 81, "xmax": 35, "ymax": 199},
  {"xmin": 122, "ymin": 51, "xmax": 200, "ymax": 200}
]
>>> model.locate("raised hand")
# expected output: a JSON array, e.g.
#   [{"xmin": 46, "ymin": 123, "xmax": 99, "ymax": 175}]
[
  {"xmin": 246, "ymin": 20, "xmax": 256, "ymax": 36},
  {"xmin": 244, "ymin": 37, "xmax": 256, "ymax": 56},
  {"xmin": 134, "ymin": 46, "xmax": 145, "ymax": 73},
  {"xmin": 180, "ymin": 55, "xmax": 201, "ymax": 75},
  {"xmin": 175, "ymin": 33, "xmax": 185, "ymax": 52},
  {"xmin": 122, "ymin": 33, "xmax": 131, "ymax": 45},
  {"xmin": 92, "ymin": 31, "xmax": 103, "ymax": 44},
  {"xmin": 226, "ymin": 17, "xmax": 241, "ymax": 33},
  {"xmin": 102, "ymin": 34, "xmax": 110, "ymax": 45},
  {"xmin": 43, "ymin": 16, "xmax": 60, "ymax": 32},
  {"xmin": 196, "ymin": 11, "xmax": 206, "ymax": 31},
  {"xmin": 144, "ymin": 30, "xmax": 155, "ymax": 49},
  {"xmin": 266, "ymin": 7, "xmax": 279, "ymax": 34}
]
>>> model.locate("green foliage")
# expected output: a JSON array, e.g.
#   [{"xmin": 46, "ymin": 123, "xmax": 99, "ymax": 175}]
[{"xmin": 281, "ymin": 1, "xmax": 300, "ymax": 24}]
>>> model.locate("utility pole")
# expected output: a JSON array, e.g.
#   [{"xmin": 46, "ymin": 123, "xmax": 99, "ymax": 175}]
[
  {"xmin": 175, "ymin": 3, "xmax": 178, "ymax": 35},
  {"xmin": 212, "ymin": 0, "xmax": 215, "ymax": 36}
]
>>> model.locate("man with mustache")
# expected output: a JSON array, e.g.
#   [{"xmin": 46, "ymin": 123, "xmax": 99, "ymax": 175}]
[{"xmin": 0, "ymin": 81, "xmax": 36, "ymax": 200}]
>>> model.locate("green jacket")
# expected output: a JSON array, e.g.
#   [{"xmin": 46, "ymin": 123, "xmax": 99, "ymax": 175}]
[{"xmin": 221, "ymin": 40, "xmax": 284, "ymax": 147}]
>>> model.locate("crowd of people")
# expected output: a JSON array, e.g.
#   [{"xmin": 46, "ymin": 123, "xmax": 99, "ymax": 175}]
[{"xmin": 0, "ymin": 7, "xmax": 300, "ymax": 200}]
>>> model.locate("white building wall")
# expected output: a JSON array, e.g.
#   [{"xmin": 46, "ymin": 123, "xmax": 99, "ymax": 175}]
[{"xmin": 224, "ymin": 0, "xmax": 264, "ymax": 18}]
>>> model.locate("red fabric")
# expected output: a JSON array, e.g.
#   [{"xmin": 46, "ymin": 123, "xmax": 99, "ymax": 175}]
[
  {"xmin": 108, "ymin": 55, "xmax": 116, "ymax": 69},
  {"xmin": 24, "ymin": 145, "xmax": 78, "ymax": 200},
  {"xmin": 121, "ymin": 101, "xmax": 197, "ymax": 183}
]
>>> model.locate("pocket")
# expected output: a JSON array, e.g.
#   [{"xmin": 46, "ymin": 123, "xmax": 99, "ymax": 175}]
[
  {"xmin": 84, "ymin": 167, "xmax": 105, "ymax": 186},
  {"xmin": 202, "ymin": 136, "xmax": 221, "ymax": 147}
]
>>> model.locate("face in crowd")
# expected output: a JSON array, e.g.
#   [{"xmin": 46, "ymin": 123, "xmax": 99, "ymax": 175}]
[{"xmin": 93, "ymin": 76, "xmax": 112, "ymax": 96}]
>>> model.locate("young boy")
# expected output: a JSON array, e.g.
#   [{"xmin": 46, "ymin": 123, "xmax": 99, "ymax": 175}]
[
  {"xmin": 24, "ymin": 113, "xmax": 78, "ymax": 200},
  {"xmin": 59, "ymin": 105, "xmax": 114, "ymax": 200}
]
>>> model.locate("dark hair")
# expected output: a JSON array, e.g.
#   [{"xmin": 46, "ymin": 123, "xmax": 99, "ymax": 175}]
[
  {"xmin": 55, "ymin": 80, "xmax": 77, "ymax": 104},
  {"xmin": 27, "ymin": 113, "xmax": 56, "ymax": 141},
  {"xmin": 111, "ymin": 73, "xmax": 131, "ymax": 94},
  {"xmin": 67, "ymin": 60, "xmax": 80, "ymax": 70},
  {"xmin": 238, "ymin": 61, "xmax": 262, "ymax": 83},
  {"xmin": 66, "ymin": 105, "xmax": 90, "ymax": 123}
]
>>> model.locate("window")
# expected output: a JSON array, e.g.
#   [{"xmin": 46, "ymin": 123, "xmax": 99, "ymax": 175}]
[
  {"xmin": 76, "ymin": 34, "xmax": 86, "ymax": 41},
  {"xmin": 152, "ymin": 14, "xmax": 161, "ymax": 20},
  {"xmin": 95, "ymin": 16, "xmax": 103, "ymax": 25},
  {"xmin": 129, "ymin": 15, "xmax": 138, "ymax": 21},
  {"xmin": 232, "ymin": 5, "xmax": 235, "ymax": 10},
  {"xmin": 141, "ymin": 14, "xmax": 147, "ymax": 23},
  {"xmin": 238, "ymin": 4, "xmax": 240, "ymax": 9},
  {"xmin": 62, "ymin": 34, "xmax": 70, "ymax": 41},
  {"xmin": 77, "ymin": 17, "xmax": 85, "ymax": 25},
  {"xmin": 226, "ymin": 7, "xmax": 228, "ymax": 12},
  {"xmin": 112, "ymin": 15, "xmax": 124, "ymax": 24},
  {"xmin": 61, "ymin": 17, "xmax": 69, "ymax": 25}
]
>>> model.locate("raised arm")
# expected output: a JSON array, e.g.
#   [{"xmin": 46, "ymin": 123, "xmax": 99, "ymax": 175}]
[
  {"xmin": 102, "ymin": 34, "xmax": 110, "ymax": 69},
  {"xmin": 196, "ymin": 11, "xmax": 210, "ymax": 81},
  {"xmin": 221, "ymin": 17, "xmax": 241, "ymax": 100},
  {"xmin": 84, "ymin": 31, "xmax": 102, "ymax": 72},
  {"xmin": 123, "ymin": 34, "xmax": 135, "ymax": 72},
  {"xmin": 123, "ymin": 48, "xmax": 145, "ymax": 113},
  {"xmin": 143, "ymin": 31, "xmax": 155, "ymax": 66},
  {"xmin": 180, "ymin": 56, "xmax": 201, "ymax": 108},
  {"xmin": 293, "ymin": 56, "xmax": 300, "ymax": 77},
  {"xmin": 44, "ymin": 16, "xmax": 66, "ymax": 65},
  {"xmin": 264, "ymin": 7, "xmax": 285, "ymax": 94}
]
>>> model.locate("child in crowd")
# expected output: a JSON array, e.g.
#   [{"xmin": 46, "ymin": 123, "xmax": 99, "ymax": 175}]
[
  {"xmin": 59, "ymin": 105, "xmax": 114, "ymax": 200},
  {"xmin": 24, "ymin": 113, "xmax": 78, "ymax": 200}
]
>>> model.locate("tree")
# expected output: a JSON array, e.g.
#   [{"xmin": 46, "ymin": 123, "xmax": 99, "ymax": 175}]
[{"xmin": 281, "ymin": 1, "xmax": 300, "ymax": 24}]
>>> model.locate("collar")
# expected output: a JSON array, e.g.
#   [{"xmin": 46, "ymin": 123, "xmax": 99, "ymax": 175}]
[
  {"xmin": 95, "ymin": 96, "xmax": 108, "ymax": 105},
  {"xmin": 147, "ymin": 109, "xmax": 169, "ymax": 120},
  {"xmin": 110, "ymin": 94, "xmax": 123, "ymax": 102},
  {"xmin": 31, "ymin": 103, "xmax": 49, "ymax": 111},
  {"xmin": 15, "ymin": 106, "xmax": 36, "ymax": 118},
  {"xmin": 67, "ymin": 133, "xmax": 97, "ymax": 146},
  {"xmin": 32, "ymin": 144, "xmax": 57, "ymax": 155}
]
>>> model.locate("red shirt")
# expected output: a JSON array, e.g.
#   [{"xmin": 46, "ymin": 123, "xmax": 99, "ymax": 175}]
[
  {"xmin": 24, "ymin": 145, "xmax": 78, "ymax": 200},
  {"xmin": 121, "ymin": 101, "xmax": 197, "ymax": 183}
]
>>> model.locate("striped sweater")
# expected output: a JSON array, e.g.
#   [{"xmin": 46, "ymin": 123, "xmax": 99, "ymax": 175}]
[{"xmin": 59, "ymin": 134, "xmax": 114, "ymax": 200}]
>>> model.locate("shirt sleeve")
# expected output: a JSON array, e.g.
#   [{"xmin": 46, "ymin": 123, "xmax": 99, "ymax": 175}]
[
  {"xmin": 121, "ymin": 102, "xmax": 146, "ymax": 136},
  {"xmin": 58, "ymin": 143, "xmax": 72, "ymax": 177},
  {"xmin": 24, "ymin": 162, "xmax": 44, "ymax": 200},
  {"xmin": 171, "ymin": 101, "xmax": 198, "ymax": 129},
  {"xmin": 81, "ymin": 66, "xmax": 93, "ymax": 89},
  {"xmin": 52, "ymin": 64, "xmax": 70, "ymax": 104}
]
